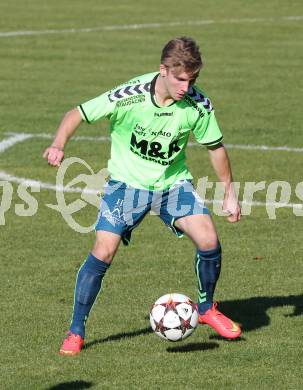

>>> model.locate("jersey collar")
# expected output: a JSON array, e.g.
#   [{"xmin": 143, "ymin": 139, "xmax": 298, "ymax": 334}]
[{"xmin": 150, "ymin": 73, "xmax": 176, "ymax": 108}]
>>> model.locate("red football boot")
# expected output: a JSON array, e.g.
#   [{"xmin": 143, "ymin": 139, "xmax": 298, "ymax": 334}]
[
  {"xmin": 59, "ymin": 332, "xmax": 84, "ymax": 356},
  {"xmin": 198, "ymin": 303, "xmax": 241, "ymax": 339}
]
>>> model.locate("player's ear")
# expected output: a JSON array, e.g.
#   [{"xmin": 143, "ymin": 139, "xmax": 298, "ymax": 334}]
[{"xmin": 159, "ymin": 64, "xmax": 168, "ymax": 78}]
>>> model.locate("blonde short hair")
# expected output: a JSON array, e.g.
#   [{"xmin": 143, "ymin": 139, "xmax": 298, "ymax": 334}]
[{"xmin": 161, "ymin": 37, "xmax": 202, "ymax": 76}]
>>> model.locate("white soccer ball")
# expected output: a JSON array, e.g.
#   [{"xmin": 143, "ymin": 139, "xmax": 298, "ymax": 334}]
[{"xmin": 150, "ymin": 293, "xmax": 198, "ymax": 342}]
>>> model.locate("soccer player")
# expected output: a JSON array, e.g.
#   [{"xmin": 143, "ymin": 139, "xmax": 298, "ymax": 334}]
[{"xmin": 43, "ymin": 37, "xmax": 241, "ymax": 355}]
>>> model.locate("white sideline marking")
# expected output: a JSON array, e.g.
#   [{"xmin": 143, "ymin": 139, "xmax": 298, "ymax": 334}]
[
  {"xmin": 0, "ymin": 132, "xmax": 302, "ymax": 210},
  {"xmin": 218, "ymin": 144, "xmax": 303, "ymax": 153},
  {"xmin": 5, "ymin": 132, "xmax": 111, "ymax": 143},
  {"xmin": 5, "ymin": 131, "xmax": 303, "ymax": 153},
  {"xmin": 0, "ymin": 16, "xmax": 303, "ymax": 38},
  {"xmin": 0, "ymin": 170, "xmax": 96, "ymax": 194},
  {"xmin": 0, "ymin": 133, "xmax": 33, "ymax": 153},
  {"xmin": 0, "ymin": 169, "xmax": 301, "ymax": 209}
]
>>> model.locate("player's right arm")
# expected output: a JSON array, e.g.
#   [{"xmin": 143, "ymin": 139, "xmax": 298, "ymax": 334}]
[
  {"xmin": 43, "ymin": 78, "xmax": 124, "ymax": 166},
  {"xmin": 43, "ymin": 108, "xmax": 82, "ymax": 167}
]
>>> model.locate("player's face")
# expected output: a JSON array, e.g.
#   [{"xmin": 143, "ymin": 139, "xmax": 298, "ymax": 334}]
[{"xmin": 160, "ymin": 65, "xmax": 198, "ymax": 101}]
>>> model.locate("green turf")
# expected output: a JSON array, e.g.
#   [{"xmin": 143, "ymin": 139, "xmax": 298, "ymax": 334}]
[{"xmin": 1, "ymin": 1, "xmax": 303, "ymax": 389}]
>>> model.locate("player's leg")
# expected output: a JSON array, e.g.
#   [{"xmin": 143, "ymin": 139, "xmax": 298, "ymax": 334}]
[
  {"xmin": 69, "ymin": 231, "xmax": 121, "ymax": 338},
  {"xmin": 175, "ymin": 214, "xmax": 241, "ymax": 339},
  {"xmin": 174, "ymin": 214, "xmax": 221, "ymax": 310},
  {"xmin": 60, "ymin": 180, "xmax": 152, "ymax": 355},
  {"xmin": 60, "ymin": 231, "xmax": 121, "ymax": 356},
  {"xmin": 159, "ymin": 181, "xmax": 241, "ymax": 339},
  {"xmin": 60, "ymin": 180, "xmax": 127, "ymax": 355},
  {"xmin": 159, "ymin": 181, "xmax": 222, "ymax": 313}
]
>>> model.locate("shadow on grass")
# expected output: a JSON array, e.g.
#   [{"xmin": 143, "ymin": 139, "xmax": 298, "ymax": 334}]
[
  {"xmin": 218, "ymin": 294, "xmax": 303, "ymax": 332},
  {"xmin": 83, "ymin": 326, "xmax": 152, "ymax": 350},
  {"xmin": 167, "ymin": 342, "xmax": 219, "ymax": 353},
  {"xmin": 46, "ymin": 381, "xmax": 93, "ymax": 390},
  {"xmin": 83, "ymin": 294, "xmax": 302, "ymax": 351},
  {"xmin": 209, "ymin": 335, "xmax": 246, "ymax": 342}
]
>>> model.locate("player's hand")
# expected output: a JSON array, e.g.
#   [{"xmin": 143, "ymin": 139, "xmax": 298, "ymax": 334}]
[
  {"xmin": 223, "ymin": 186, "xmax": 241, "ymax": 223},
  {"xmin": 43, "ymin": 146, "xmax": 64, "ymax": 167}
]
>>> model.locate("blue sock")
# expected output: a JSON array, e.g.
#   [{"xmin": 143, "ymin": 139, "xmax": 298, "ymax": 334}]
[
  {"xmin": 69, "ymin": 253, "xmax": 110, "ymax": 338},
  {"xmin": 195, "ymin": 244, "xmax": 221, "ymax": 314}
]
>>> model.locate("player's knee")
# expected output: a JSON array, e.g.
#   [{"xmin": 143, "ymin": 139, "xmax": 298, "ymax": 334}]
[
  {"xmin": 197, "ymin": 242, "xmax": 221, "ymax": 258},
  {"xmin": 92, "ymin": 241, "xmax": 116, "ymax": 264},
  {"xmin": 197, "ymin": 233, "xmax": 219, "ymax": 251}
]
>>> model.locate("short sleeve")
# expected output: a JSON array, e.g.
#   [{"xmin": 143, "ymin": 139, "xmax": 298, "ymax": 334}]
[
  {"xmin": 192, "ymin": 110, "xmax": 223, "ymax": 146},
  {"xmin": 77, "ymin": 91, "xmax": 116, "ymax": 124}
]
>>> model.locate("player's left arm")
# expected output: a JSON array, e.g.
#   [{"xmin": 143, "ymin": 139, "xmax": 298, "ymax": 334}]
[{"xmin": 207, "ymin": 143, "xmax": 241, "ymax": 223}]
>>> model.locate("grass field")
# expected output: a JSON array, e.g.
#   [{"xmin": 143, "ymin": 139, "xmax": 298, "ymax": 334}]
[{"xmin": 1, "ymin": 1, "xmax": 303, "ymax": 389}]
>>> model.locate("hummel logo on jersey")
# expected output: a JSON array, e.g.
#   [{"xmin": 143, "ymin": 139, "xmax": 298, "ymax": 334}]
[
  {"xmin": 108, "ymin": 83, "xmax": 151, "ymax": 102},
  {"xmin": 187, "ymin": 87, "xmax": 213, "ymax": 112},
  {"xmin": 154, "ymin": 112, "xmax": 173, "ymax": 117}
]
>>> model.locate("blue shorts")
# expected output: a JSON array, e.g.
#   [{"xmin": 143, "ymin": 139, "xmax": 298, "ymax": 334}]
[{"xmin": 95, "ymin": 179, "xmax": 209, "ymax": 245}]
